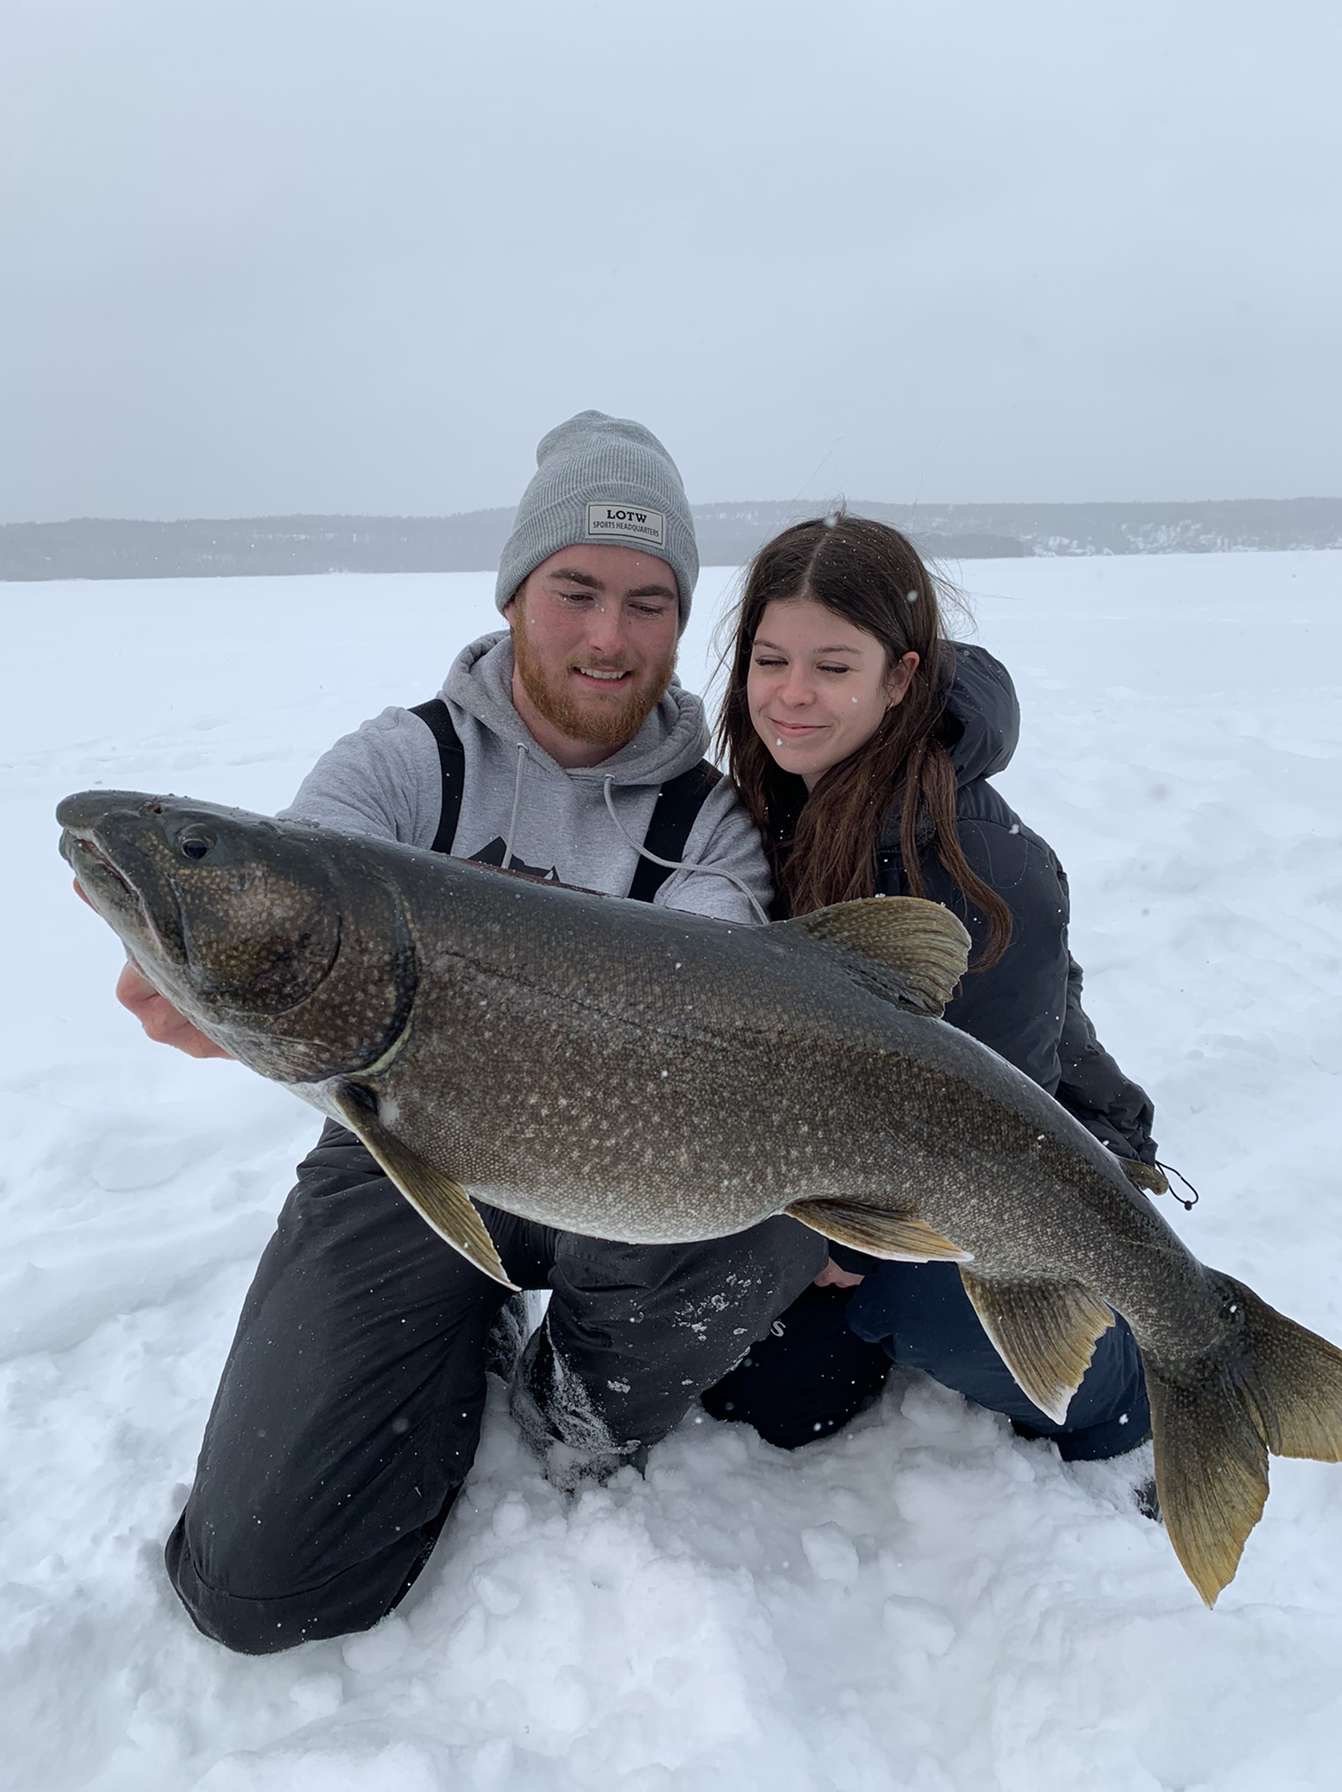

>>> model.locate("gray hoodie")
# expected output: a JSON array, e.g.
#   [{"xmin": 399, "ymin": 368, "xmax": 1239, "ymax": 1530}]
[{"xmin": 282, "ymin": 631, "xmax": 771, "ymax": 924}]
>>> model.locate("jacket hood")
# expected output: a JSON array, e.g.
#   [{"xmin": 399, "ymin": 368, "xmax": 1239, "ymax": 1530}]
[
  {"xmin": 441, "ymin": 630, "xmax": 711, "ymax": 787},
  {"xmin": 938, "ymin": 641, "xmax": 1020, "ymax": 786},
  {"xmin": 876, "ymin": 641, "xmax": 1020, "ymax": 852}
]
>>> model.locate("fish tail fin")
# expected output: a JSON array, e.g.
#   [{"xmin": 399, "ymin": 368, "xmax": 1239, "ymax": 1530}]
[{"xmin": 1148, "ymin": 1273, "xmax": 1342, "ymax": 1607}]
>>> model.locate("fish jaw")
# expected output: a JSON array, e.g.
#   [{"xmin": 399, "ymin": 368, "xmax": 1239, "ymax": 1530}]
[{"xmin": 60, "ymin": 791, "xmax": 191, "ymax": 990}]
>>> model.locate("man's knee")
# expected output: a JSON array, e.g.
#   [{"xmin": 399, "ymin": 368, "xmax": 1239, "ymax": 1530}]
[{"xmin": 164, "ymin": 1496, "xmax": 445, "ymax": 1655}]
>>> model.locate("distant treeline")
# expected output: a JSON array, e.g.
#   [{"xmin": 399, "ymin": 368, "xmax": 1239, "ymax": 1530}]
[{"xmin": 2, "ymin": 497, "xmax": 1339, "ymax": 581}]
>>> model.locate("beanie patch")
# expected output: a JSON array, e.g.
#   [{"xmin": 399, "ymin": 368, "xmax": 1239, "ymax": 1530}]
[{"xmin": 584, "ymin": 502, "xmax": 667, "ymax": 549}]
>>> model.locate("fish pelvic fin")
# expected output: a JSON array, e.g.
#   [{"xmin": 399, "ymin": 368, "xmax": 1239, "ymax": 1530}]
[
  {"xmin": 785, "ymin": 1198, "xmax": 973, "ymax": 1262},
  {"xmin": 331, "ymin": 1084, "xmax": 518, "ymax": 1291},
  {"xmin": 776, "ymin": 895, "xmax": 970, "ymax": 1017},
  {"xmin": 1148, "ymin": 1274, "xmax": 1342, "ymax": 1608},
  {"xmin": 959, "ymin": 1269, "xmax": 1115, "ymax": 1427}
]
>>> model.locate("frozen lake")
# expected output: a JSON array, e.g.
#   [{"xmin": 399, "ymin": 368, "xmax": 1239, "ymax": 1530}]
[{"xmin": 4, "ymin": 549, "xmax": 1342, "ymax": 1791}]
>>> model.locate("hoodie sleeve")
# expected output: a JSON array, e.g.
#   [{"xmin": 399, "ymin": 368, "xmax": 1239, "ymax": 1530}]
[
  {"xmin": 279, "ymin": 707, "xmax": 444, "ymax": 848},
  {"xmin": 653, "ymin": 778, "xmax": 775, "ymax": 924}
]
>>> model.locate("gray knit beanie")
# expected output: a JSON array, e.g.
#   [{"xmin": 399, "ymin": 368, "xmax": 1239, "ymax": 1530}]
[{"xmin": 495, "ymin": 410, "xmax": 699, "ymax": 631}]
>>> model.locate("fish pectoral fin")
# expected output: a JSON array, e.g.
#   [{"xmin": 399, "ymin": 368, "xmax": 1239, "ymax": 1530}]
[
  {"xmin": 959, "ymin": 1269, "xmax": 1115, "ymax": 1426},
  {"xmin": 1120, "ymin": 1158, "xmax": 1169, "ymax": 1196},
  {"xmin": 775, "ymin": 895, "xmax": 971, "ymax": 1017},
  {"xmin": 330, "ymin": 1086, "xmax": 517, "ymax": 1291},
  {"xmin": 785, "ymin": 1198, "xmax": 973, "ymax": 1263}
]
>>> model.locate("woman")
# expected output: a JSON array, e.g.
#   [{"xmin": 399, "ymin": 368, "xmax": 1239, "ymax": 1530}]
[{"xmin": 703, "ymin": 513, "xmax": 1162, "ymax": 1472}]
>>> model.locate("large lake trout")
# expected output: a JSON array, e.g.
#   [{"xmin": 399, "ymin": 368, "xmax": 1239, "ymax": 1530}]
[{"xmin": 58, "ymin": 790, "xmax": 1342, "ymax": 1606}]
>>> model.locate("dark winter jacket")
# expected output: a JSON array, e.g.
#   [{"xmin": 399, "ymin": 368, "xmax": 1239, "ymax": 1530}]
[
  {"xmin": 809, "ymin": 641, "xmax": 1159, "ymax": 1278},
  {"xmin": 880, "ymin": 641, "xmax": 1159, "ymax": 1164}
]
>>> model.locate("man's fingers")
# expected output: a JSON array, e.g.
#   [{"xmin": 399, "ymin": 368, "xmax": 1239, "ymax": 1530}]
[
  {"xmin": 115, "ymin": 958, "xmax": 160, "ymax": 1013},
  {"xmin": 113, "ymin": 958, "xmax": 232, "ymax": 1059},
  {"xmin": 162, "ymin": 1018, "xmax": 231, "ymax": 1060},
  {"xmin": 140, "ymin": 999, "xmax": 232, "ymax": 1060}
]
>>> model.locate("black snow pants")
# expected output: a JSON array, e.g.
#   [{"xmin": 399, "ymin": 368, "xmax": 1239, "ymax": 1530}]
[{"xmin": 165, "ymin": 1121, "xmax": 824, "ymax": 1654}]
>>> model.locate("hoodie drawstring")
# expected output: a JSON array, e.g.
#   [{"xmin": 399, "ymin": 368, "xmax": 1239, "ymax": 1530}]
[
  {"xmin": 602, "ymin": 776, "xmax": 769, "ymax": 926},
  {"xmin": 501, "ymin": 743, "xmax": 527, "ymax": 871}
]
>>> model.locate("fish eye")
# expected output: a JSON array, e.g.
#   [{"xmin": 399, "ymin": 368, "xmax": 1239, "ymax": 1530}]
[{"xmin": 178, "ymin": 827, "xmax": 215, "ymax": 862}]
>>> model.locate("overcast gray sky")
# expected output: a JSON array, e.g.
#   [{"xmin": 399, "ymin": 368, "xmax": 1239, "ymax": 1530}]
[{"xmin": 3, "ymin": 0, "xmax": 1338, "ymax": 521}]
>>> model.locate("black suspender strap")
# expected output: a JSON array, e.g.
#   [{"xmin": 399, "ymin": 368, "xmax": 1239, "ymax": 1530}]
[
  {"xmin": 409, "ymin": 697, "xmax": 721, "ymax": 904},
  {"xmin": 408, "ymin": 698, "xmax": 465, "ymax": 855},
  {"xmin": 626, "ymin": 760, "xmax": 722, "ymax": 904}
]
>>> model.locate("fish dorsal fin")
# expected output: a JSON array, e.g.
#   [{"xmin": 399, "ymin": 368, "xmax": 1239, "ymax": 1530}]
[
  {"xmin": 330, "ymin": 1084, "xmax": 518, "ymax": 1291},
  {"xmin": 777, "ymin": 895, "xmax": 971, "ymax": 1017}
]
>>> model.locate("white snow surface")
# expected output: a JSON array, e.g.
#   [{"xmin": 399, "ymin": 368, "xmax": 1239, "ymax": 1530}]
[{"xmin": 5, "ymin": 551, "xmax": 1342, "ymax": 1791}]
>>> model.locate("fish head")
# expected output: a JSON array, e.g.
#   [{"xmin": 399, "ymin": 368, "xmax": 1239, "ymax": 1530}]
[{"xmin": 59, "ymin": 790, "xmax": 414, "ymax": 1081}]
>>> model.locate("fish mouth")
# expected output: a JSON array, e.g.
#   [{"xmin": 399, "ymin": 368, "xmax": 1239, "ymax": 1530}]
[
  {"xmin": 61, "ymin": 828, "xmax": 134, "ymax": 897},
  {"xmin": 57, "ymin": 792, "xmax": 187, "ymax": 967}
]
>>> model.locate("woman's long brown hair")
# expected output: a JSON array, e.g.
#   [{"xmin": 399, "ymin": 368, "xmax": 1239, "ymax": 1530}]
[{"xmin": 716, "ymin": 513, "xmax": 1012, "ymax": 967}]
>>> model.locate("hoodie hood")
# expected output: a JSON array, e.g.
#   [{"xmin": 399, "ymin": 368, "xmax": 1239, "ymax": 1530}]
[{"xmin": 442, "ymin": 630, "xmax": 711, "ymax": 787}]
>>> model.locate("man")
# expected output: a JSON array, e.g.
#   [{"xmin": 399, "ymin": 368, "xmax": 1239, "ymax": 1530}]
[{"xmin": 118, "ymin": 410, "xmax": 827, "ymax": 1654}]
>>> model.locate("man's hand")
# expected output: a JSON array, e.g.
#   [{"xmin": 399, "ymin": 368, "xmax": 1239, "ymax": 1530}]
[
  {"xmin": 73, "ymin": 877, "xmax": 231, "ymax": 1059},
  {"xmin": 813, "ymin": 1257, "xmax": 865, "ymax": 1290},
  {"xmin": 114, "ymin": 959, "xmax": 232, "ymax": 1059}
]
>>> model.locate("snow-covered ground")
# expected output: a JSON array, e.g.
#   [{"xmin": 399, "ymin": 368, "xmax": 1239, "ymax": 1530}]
[{"xmin": 4, "ymin": 550, "xmax": 1342, "ymax": 1791}]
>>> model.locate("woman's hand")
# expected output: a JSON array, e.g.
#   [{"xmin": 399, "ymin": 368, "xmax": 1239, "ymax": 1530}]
[{"xmin": 813, "ymin": 1257, "xmax": 865, "ymax": 1289}]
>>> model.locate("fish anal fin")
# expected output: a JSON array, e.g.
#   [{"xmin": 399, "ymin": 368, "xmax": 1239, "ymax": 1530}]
[
  {"xmin": 786, "ymin": 1198, "xmax": 973, "ymax": 1263},
  {"xmin": 330, "ymin": 1085, "xmax": 517, "ymax": 1290},
  {"xmin": 776, "ymin": 895, "xmax": 970, "ymax": 1017},
  {"xmin": 959, "ymin": 1269, "xmax": 1114, "ymax": 1426}
]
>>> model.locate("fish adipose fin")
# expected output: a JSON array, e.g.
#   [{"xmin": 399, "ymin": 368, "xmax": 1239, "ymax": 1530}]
[
  {"xmin": 1120, "ymin": 1158, "xmax": 1170, "ymax": 1196},
  {"xmin": 777, "ymin": 896, "xmax": 971, "ymax": 1017},
  {"xmin": 330, "ymin": 1084, "xmax": 518, "ymax": 1291},
  {"xmin": 959, "ymin": 1269, "xmax": 1115, "ymax": 1427},
  {"xmin": 785, "ymin": 1198, "xmax": 973, "ymax": 1262},
  {"xmin": 1147, "ymin": 1274, "xmax": 1342, "ymax": 1607}
]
